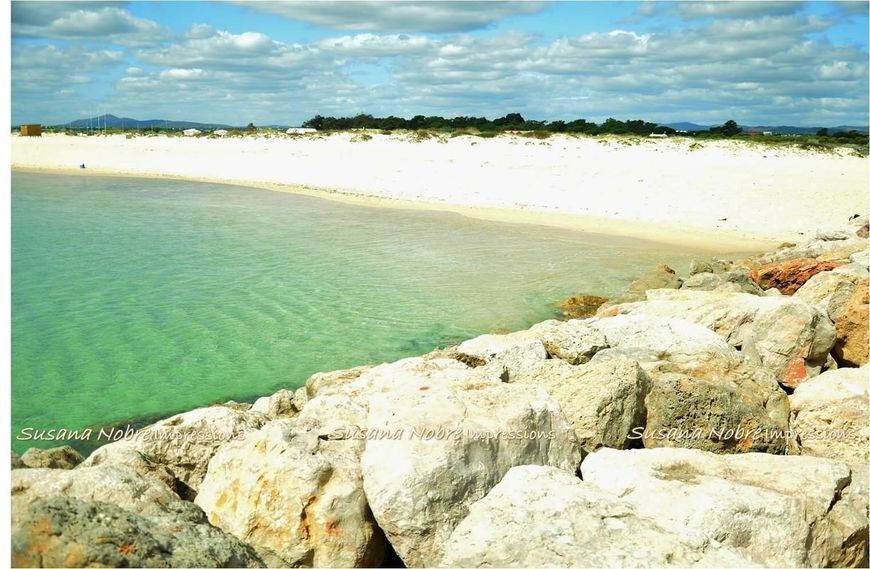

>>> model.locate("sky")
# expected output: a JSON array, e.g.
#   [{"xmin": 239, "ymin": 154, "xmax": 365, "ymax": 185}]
[{"xmin": 9, "ymin": 1, "xmax": 870, "ymax": 127}]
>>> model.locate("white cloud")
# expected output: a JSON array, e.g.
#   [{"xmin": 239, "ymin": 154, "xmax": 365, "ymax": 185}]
[
  {"xmin": 12, "ymin": 3, "xmax": 170, "ymax": 46},
  {"xmin": 11, "ymin": 5, "xmax": 869, "ymax": 127},
  {"xmin": 676, "ymin": 1, "xmax": 803, "ymax": 20},
  {"xmin": 160, "ymin": 68, "xmax": 207, "ymax": 80},
  {"xmin": 239, "ymin": 1, "xmax": 546, "ymax": 33}
]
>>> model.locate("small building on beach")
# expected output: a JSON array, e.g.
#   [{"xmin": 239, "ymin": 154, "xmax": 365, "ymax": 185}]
[
  {"xmin": 183, "ymin": 128, "xmax": 202, "ymax": 137},
  {"xmin": 20, "ymin": 124, "xmax": 42, "ymax": 137},
  {"xmin": 213, "ymin": 129, "xmax": 228, "ymax": 137},
  {"xmin": 286, "ymin": 127, "xmax": 317, "ymax": 135}
]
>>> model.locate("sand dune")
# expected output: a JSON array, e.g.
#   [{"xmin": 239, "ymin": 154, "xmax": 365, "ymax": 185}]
[{"xmin": 11, "ymin": 132, "xmax": 868, "ymax": 250}]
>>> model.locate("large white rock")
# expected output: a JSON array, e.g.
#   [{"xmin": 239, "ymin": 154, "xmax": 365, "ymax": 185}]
[
  {"xmin": 361, "ymin": 378, "xmax": 582, "ymax": 567},
  {"xmin": 604, "ymin": 290, "xmax": 836, "ymax": 387},
  {"xmin": 511, "ymin": 355, "xmax": 650, "ymax": 452},
  {"xmin": 849, "ymin": 249, "xmax": 869, "ymax": 269},
  {"xmin": 681, "ymin": 272, "xmax": 725, "ymax": 291},
  {"xmin": 250, "ymin": 388, "xmax": 304, "ymax": 418},
  {"xmin": 195, "ymin": 407, "xmax": 384, "ymax": 568},
  {"xmin": 455, "ymin": 330, "xmax": 548, "ymax": 379},
  {"xmin": 582, "ymin": 315, "xmax": 790, "ymax": 454},
  {"xmin": 589, "ymin": 314, "xmax": 740, "ymax": 379},
  {"xmin": 582, "ymin": 448, "xmax": 869, "ymax": 568},
  {"xmin": 304, "ymin": 365, "xmax": 373, "ymax": 399},
  {"xmin": 795, "ymin": 271, "xmax": 859, "ymax": 321},
  {"xmin": 441, "ymin": 465, "xmax": 754, "ymax": 568},
  {"xmin": 334, "ymin": 356, "xmax": 502, "ymax": 404},
  {"xmin": 534, "ymin": 318, "xmax": 608, "ymax": 364},
  {"xmin": 12, "ymin": 464, "xmax": 193, "ymax": 519},
  {"xmin": 81, "ymin": 406, "xmax": 265, "ymax": 495},
  {"xmin": 790, "ymin": 366, "xmax": 869, "ymax": 479},
  {"xmin": 747, "ymin": 236, "xmax": 865, "ymax": 265}
]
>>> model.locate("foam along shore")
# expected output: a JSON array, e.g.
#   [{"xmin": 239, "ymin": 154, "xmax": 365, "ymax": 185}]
[
  {"xmin": 12, "ymin": 132, "xmax": 869, "ymax": 251},
  {"xmin": 11, "ymin": 217, "xmax": 870, "ymax": 568}
]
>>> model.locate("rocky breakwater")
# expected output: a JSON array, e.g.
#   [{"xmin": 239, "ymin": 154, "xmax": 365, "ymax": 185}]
[{"xmin": 11, "ymin": 216, "xmax": 870, "ymax": 568}]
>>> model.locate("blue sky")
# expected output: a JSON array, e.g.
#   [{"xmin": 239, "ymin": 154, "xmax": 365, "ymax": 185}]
[{"xmin": 10, "ymin": 1, "xmax": 870, "ymax": 126}]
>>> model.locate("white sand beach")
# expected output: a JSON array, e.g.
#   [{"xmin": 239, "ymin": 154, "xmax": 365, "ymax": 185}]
[{"xmin": 11, "ymin": 132, "xmax": 868, "ymax": 251}]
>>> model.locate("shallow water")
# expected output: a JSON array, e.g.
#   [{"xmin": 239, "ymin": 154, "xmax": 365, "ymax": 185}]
[{"xmin": 12, "ymin": 171, "xmax": 704, "ymax": 452}]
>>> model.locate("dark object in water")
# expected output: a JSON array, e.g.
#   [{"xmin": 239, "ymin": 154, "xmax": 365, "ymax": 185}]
[{"xmin": 79, "ymin": 163, "xmax": 86, "ymax": 169}]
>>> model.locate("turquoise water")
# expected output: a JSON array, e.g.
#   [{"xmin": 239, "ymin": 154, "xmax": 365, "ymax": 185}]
[{"xmin": 12, "ymin": 171, "xmax": 701, "ymax": 452}]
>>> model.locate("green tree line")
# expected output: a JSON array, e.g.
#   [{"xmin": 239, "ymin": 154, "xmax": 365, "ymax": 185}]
[{"xmin": 302, "ymin": 113, "xmax": 680, "ymax": 136}]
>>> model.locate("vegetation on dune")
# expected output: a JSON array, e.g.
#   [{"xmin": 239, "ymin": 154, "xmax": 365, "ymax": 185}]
[
  {"xmin": 17, "ymin": 111, "xmax": 869, "ymax": 155},
  {"xmin": 298, "ymin": 113, "xmax": 868, "ymax": 154}
]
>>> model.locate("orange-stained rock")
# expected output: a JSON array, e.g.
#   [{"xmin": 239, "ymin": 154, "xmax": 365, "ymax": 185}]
[
  {"xmin": 751, "ymin": 258, "xmax": 845, "ymax": 295},
  {"xmin": 833, "ymin": 279, "xmax": 869, "ymax": 366}
]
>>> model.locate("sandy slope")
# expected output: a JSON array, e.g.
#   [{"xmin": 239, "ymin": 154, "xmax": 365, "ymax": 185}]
[{"xmin": 11, "ymin": 132, "xmax": 869, "ymax": 250}]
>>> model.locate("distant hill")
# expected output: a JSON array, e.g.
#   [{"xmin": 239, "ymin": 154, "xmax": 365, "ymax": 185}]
[
  {"xmin": 666, "ymin": 121, "xmax": 868, "ymax": 135},
  {"xmin": 57, "ymin": 114, "xmax": 233, "ymax": 130},
  {"xmin": 743, "ymin": 125, "xmax": 869, "ymax": 135},
  {"xmin": 663, "ymin": 122, "xmax": 710, "ymax": 131}
]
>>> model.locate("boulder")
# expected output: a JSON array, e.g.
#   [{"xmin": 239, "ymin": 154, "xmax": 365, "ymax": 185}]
[
  {"xmin": 816, "ymin": 227, "xmax": 856, "ymax": 241},
  {"xmin": 790, "ymin": 366, "xmax": 869, "ymax": 478},
  {"xmin": 689, "ymin": 258, "xmax": 732, "ymax": 275},
  {"xmin": 590, "ymin": 314, "xmax": 742, "ymax": 380},
  {"xmin": 642, "ymin": 371, "xmax": 789, "ymax": 454},
  {"xmin": 722, "ymin": 266, "xmax": 765, "ymax": 295},
  {"xmin": 794, "ymin": 271, "xmax": 858, "ymax": 320},
  {"xmin": 750, "ymin": 258, "xmax": 845, "ymax": 294},
  {"xmin": 556, "ymin": 294, "xmax": 608, "ymax": 319},
  {"xmin": 196, "ymin": 410, "xmax": 384, "ymax": 568},
  {"xmin": 833, "ymin": 262, "xmax": 870, "ymax": 277},
  {"xmin": 817, "ymin": 241, "xmax": 870, "ymax": 263},
  {"xmin": 197, "ymin": 355, "xmax": 520, "ymax": 568},
  {"xmin": 511, "ymin": 356, "xmax": 650, "ymax": 452},
  {"xmin": 602, "ymin": 290, "xmax": 836, "ymax": 388},
  {"xmin": 535, "ymin": 318, "xmax": 607, "ymax": 364},
  {"xmin": 849, "ymin": 249, "xmax": 869, "ymax": 269},
  {"xmin": 304, "ymin": 365, "xmax": 372, "ymax": 399},
  {"xmin": 577, "ymin": 315, "xmax": 790, "ymax": 453},
  {"xmin": 361, "ymin": 378, "xmax": 582, "ymax": 567},
  {"xmin": 440, "ymin": 465, "xmax": 752, "ymax": 568},
  {"xmin": 20, "ymin": 445, "xmax": 84, "ymax": 470},
  {"xmin": 680, "ymin": 272, "xmax": 723, "ymax": 291},
  {"xmin": 833, "ymin": 279, "xmax": 869, "ymax": 366},
  {"xmin": 347, "ymin": 356, "xmax": 501, "ymax": 398},
  {"xmin": 12, "ymin": 464, "xmax": 196, "ymax": 520},
  {"xmin": 795, "ymin": 272, "xmax": 868, "ymax": 366},
  {"xmin": 218, "ymin": 400, "xmax": 252, "ymax": 412},
  {"xmin": 605, "ymin": 263, "xmax": 682, "ymax": 306},
  {"xmin": 741, "ymin": 236, "xmax": 865, "ymax": 267},
  {"xmin": 250, "ymin": 388, "xmax": 301, "ymax": 418},
  {"xmin": 582, "ymin": 448, "xmax": 869, "ymax": 568},
  {"xmin": 12, "ymin": 496, "xmax": 263, "ymax": 568},
  {"xmin": 455, "ymin": 330, "xmax": 547, "ymax": 379},
  {"xmin": 81, "ymin": 406, "xmax": 265, "ymax": 496}
]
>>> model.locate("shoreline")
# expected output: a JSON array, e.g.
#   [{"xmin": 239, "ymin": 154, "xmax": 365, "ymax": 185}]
[
  {"xmin": 13, "ymin": 165, "xmax": 772, "ymax": 253},
  {"xmin": 14, "ymin": 131, "xmax": 867, "ymax": 252}
]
